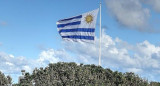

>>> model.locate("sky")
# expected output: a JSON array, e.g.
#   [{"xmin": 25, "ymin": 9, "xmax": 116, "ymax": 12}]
[{"xmin": 1, "ymin": 0, "xmax": 160, "ymax": 83}]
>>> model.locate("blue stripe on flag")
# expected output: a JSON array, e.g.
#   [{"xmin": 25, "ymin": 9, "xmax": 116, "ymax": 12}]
[
  {"xmin": 59, "ymin": 28, "xmax": 95, "ymax": 33},
  {"xmin": 62, "ymin": 35, "xmax": 94, "ymax": 40},
  {"xmin": 58, "ymin": 15, "xmax": 82, "ymax": 22},
  {"xmin": 57, "ymin": 21, "xmax": 81, "ymax": 28}
]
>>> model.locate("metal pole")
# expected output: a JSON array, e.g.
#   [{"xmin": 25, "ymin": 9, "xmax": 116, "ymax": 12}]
[{"xmin": 99, "ymin": 2, "xmax": 102, "ymax": 66}]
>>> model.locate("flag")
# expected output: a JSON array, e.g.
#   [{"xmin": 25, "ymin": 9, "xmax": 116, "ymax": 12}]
[{"xmin": 57, "ymin": 9, "xmax": 99, "ymax": 42}]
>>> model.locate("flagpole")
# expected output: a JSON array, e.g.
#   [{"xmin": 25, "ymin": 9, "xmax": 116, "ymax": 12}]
[{"xmin": 99, "ymin": 2, "xmax": 102, "ymax": 66}]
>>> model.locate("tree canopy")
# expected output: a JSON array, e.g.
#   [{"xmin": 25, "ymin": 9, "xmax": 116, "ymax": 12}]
[
  {"xmin": 0, "ymin": 71, "xmax": 12, "ymax": 86},
  {"xmin": 13, "ymin": 62, "xmax": 160, "ymax": 86}
]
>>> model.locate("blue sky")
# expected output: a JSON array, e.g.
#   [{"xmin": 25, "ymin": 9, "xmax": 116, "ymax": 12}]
[{"xmin": 1, "ymin": 0, "xmax": 160, "ymax": 83}]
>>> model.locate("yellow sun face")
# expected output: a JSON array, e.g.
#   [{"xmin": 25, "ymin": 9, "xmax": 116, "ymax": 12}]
[{"xmin": 85, "ymin": 14, "xmax": 93, "ymax": 24}]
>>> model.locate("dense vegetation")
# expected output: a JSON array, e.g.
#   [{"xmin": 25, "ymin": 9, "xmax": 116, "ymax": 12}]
[
  {"xmin": 0, "ymin": 71, "xmax": 12, "ymax": 86},
  {"xmin": 12, "ymin": 62, "xmax": 160, "ymax": 86}
]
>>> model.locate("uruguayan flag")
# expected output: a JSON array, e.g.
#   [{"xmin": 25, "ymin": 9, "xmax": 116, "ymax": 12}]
[{"xmin": 57, "ymin": 9, "xmax": 99, "ymax": 42}]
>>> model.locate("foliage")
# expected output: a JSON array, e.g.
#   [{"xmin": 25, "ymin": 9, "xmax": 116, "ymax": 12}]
[
  {"xmin": 0, "ymin": 71, "xmax": 12, "ymax": 85},
  {"xmin": 15, "ymin": 62, "xmax": 160, "ymax": 86},
  {"xmin": 150, "ymin": 82, "xmax": 160, "ymax": 86}
]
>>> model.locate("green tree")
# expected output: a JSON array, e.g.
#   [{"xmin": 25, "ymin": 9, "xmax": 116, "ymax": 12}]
[
  {"xmin": 16, "ymin": 62, "xmax": 158, "ymax": 86},
  {"xmin": 0, "ymin": 71, "xmax": 12, "ymax": 85}
]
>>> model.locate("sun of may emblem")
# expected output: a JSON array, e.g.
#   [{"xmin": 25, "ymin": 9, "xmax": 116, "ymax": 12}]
[{"xmin": 85, "ymin": 14, "xmax": 93, "ymax": 24}]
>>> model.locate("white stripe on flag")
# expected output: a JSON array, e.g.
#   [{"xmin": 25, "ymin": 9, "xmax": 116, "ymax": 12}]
[
  {"xmin": 57, "ymin": 25, "xmax": 79, "ymax": 31},
  {"xmin": 60, "ymin": 32, "xmax": 95, "ymax": 36},
  {"xmin": 62, "ymin": 38, "xmax": 94, "ymax": 43}
]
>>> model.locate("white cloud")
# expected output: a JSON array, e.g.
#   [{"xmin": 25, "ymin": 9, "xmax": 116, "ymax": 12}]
[
  {"xmin": 126, "ymin": 68, "xmax": 143, "ymax": 74},
  {"xmin": 9, "ymin": 54, "xmax": 14, "ymax": 58},
  {"xmin": 6, "ymin": 62, "xmax": 14, "ymax": 66},
  {"xmin": 0, "ymin": 49, "xmax": 76, "ymax": 83},
  {"xmin": 1, "ymin": 31, "xmax": 160, "ymax": 82},
  {"xmin": 62, "ymin": 30, "xmax": 160, "ymax": 81},
  {"xmin": 0, "ymin": 52, "xmax": 39, "ymax": 83},
  {"xmin": 105, "ymin": 0, "xmax": 150, "ymax": 32},
  {"xmin": 37, "ymin": 49, "xmax": 75, "ymax": 66},
  {"xmin": 0, "ymin": 52, "xmax": 31, "ymax": 74},
  {"xmin": 23, "ymin": 66, "xmax": 32, "ymax": 73},
  {"xmin": 141, "ymin": 0, "xmax": 160, "ymax": 12}
]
